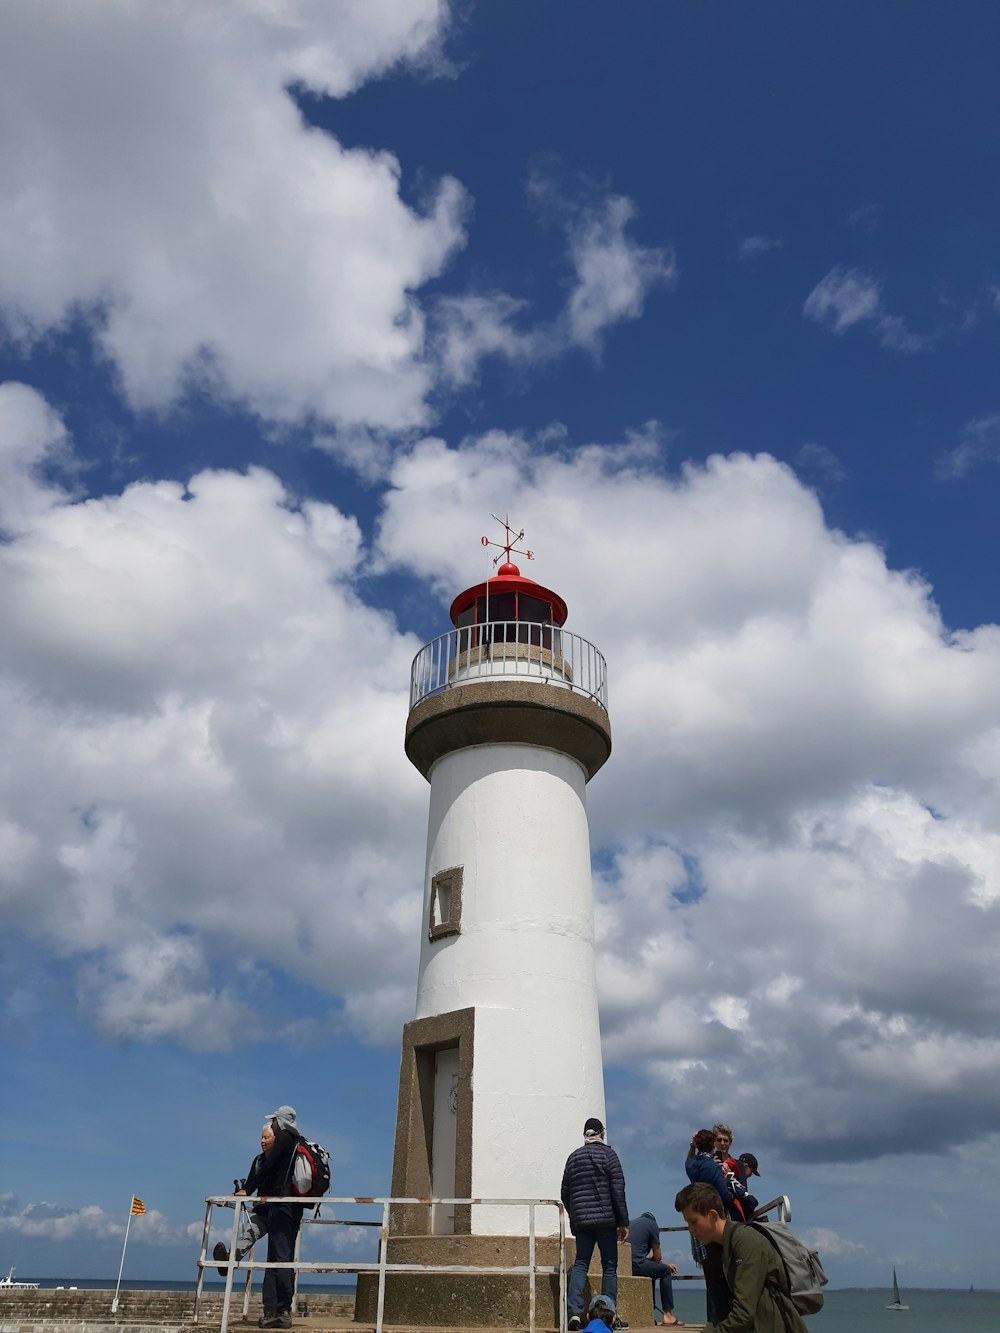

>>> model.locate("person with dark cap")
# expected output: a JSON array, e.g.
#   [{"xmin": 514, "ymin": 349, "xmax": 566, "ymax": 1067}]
[
  {"xmin": 629, "ymin": 1211, "xmax": 683, "ymax": 1326},
  {"xmin": 561, "ymin": 1117, "xmax": 630, "ymax": 1332},
  {"xmin": 582, "ymin": 1293, "xmax": 619, "ymax": 1333},
  {"xmin": 736, "ymin": 1154, "xmax": 761, "ymax": 1219}
]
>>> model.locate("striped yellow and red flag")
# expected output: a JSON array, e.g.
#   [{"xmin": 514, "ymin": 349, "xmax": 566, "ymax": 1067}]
[{"xmin": 130, "ymin": 1197, "xmax": 146, "ymax": 1216}]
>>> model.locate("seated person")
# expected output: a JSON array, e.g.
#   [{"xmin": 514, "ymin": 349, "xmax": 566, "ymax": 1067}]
[
  {"xmin": 583, "ymin": 1294, "xmax": 619, "ymax": 1333},
  {"xmin": 628, "ymin": 1211, "xmax": 683, "ymax": 1327}
]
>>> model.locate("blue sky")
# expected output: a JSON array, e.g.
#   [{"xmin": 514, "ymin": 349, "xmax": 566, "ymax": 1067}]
[{"xmin": 1, "ymin": 0, "xmax": 999, "ymax": 1291}]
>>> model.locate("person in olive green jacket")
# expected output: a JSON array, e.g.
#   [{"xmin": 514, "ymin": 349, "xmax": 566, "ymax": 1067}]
[{"xmin": 674, "ymin": 1183, "xmax": 807, "ymax": 1333}]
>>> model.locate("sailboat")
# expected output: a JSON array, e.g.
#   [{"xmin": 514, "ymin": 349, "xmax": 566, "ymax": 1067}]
[{"xmin": 885, "ymin": 1268, "xmax": 909, "ymax": 1311}]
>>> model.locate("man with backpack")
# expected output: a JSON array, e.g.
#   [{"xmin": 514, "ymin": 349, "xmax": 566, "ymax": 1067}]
[
  {"xmin": 674, "ymin": 1183, "xmax": 808, "ymax": 1333},
  {"xmin": 215, "ymin": 1106, "xmax": 302, "ymax": 1329},
  {"xmin": 250, "ymin": 1105, "xmax": 304, "ymax": 1329},
  {"xmin": 215, "ymin": 1105, "xmax": 331, "ymax": 1327}
]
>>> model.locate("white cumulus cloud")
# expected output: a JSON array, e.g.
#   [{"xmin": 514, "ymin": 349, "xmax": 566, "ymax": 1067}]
[
  {"xmin": 0, "ymin": 385, "xmax": 427, "ymax": 1050},
  {"xmin": 376, "ymin": 427, "xmax": 1000, "ymax": 1159},
  {"xmin": 4, "ymin": 390, "xmax": 1000, "ymax": 1162},
  {"xmin": 0, "ymin": 0, "xmax": 465, "ymax": 431},
  {"xmin": 0, "ymin": 1196, "xmax": 187, "ymax": 1245}
]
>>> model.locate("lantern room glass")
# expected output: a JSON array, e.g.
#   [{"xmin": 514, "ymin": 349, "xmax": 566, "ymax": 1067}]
[{"xmin": 455, "ymin": 587, "xmax": 561, "ymax": 650}]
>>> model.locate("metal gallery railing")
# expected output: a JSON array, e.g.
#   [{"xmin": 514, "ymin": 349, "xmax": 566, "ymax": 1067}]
[
  {"xmin": 195, "ymin": 1194, "xmax": 567, "ymax": 1333},
  {"xmin": 409, "ymin": 623, "xmax": 608, "ymax": 712}
]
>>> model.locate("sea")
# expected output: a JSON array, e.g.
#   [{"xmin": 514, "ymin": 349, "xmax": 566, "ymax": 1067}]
[
  {"xmin": 17, "ymin": 1281, "xmax": 1000, "ymax": 1331},
  {"xmin": 664, "ymin": 1287, "xmax": 1000, "ymax": 1332}
]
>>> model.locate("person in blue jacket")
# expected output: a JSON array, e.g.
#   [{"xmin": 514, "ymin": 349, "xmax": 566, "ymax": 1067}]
[{"xmin": 685, "ymin": 1130, "xmax": 733, "ymax": 1325}]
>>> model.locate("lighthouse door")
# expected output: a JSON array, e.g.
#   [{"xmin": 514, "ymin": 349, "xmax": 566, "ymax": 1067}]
[{"xmin": 429, "ymin": 1046, "xmax": 459, "ymax": 1234}]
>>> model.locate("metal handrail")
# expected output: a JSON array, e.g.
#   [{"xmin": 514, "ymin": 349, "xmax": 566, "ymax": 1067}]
[
  {"xmin": 750, "ymin": 1194, "xmax": 791, "ymax": 1223},
  {"xmin": 659, "ymin": 1193, "xmax": 791, "ymax": 1234},
  {"xmin": 409, "ymin": 623, "xmax": 608, "ymax": 712},
  {"xmin": 195, "ymin": 1194, "xmax": 567, "ymax": 1333}
]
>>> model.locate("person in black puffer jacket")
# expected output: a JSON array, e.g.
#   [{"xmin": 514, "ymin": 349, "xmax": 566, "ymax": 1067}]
[{"xmin": 561, "ymin": 1117, "xmax": 630, "ymax": 1330}]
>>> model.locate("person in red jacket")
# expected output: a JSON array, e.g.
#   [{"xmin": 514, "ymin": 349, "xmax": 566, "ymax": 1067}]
[{"xmin": 712, "ymin": 1124, "xmax": 751, "ymax": 1221}]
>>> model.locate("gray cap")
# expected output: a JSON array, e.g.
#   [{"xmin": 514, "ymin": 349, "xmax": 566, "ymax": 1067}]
[
  {"xmin": 589, "ymin": 1295, "xmax": 616, "ymax": 1313},
  {"xmin": 267, "ymin": 1105, "xmax": 298, "ymax": 1133}
]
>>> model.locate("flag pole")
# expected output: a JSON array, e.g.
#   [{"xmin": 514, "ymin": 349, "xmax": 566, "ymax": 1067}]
[{"xmin": 111, "ymin": 1200, "xmax": 135, "ymax": 1314}]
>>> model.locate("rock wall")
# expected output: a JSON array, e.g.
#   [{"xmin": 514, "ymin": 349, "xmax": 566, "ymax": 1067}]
[{"xmin": 0, "ymin": 1287, "xmax": 354, "ymax": 1326}]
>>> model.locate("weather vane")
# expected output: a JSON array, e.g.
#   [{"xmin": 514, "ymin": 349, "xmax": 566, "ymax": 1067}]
[{"xmin": 481, "ymin": 513, "xmax": 534, "ymax": 569}]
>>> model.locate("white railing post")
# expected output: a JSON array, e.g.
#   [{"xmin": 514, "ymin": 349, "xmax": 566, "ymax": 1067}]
[
  {"xmin": 291, "ymin": 1210, "xmax": 303, "ymax": 1315},
  {"xmin": 242, "ymin": 1255, "xmax": 253, "ymax": 1320},
  {"xmin": 193, "ymin": 1199, "xmax": 212, "ymax": 1324},
  {"xmin": 559, "ymin": 1203, "xmax": 567, "ymax": 1333},
  {"xmin": 375, "ymin": 1198, "xmax": 390, "ymax": 1333},
  {"xmin": 218, "ymin": 1200, "xmax": 241, "ymax": 1333},
  {"xmin": 528, "ymin": 1201, "xmax": 536, "ymax": 1333}
]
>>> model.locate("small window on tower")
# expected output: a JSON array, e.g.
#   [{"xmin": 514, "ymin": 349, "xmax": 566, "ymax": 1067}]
[{"xmin": 429, "ymin": 866, "xmax": 463, "ymax": 941}]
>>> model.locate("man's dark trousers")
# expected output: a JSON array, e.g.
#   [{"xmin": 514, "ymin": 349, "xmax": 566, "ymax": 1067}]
[
  {"xmin": 262, "ymin": 1204, "xmax": 303, "ymax": 1316},
  {"xmin": 702, "ymin": 1242, "xmax": 731, "ymax": 1325},
  {"xmin": 568, "ymin": 1229, "xmax": 618, "ymax": 1316},
  {"xmin": 633, "ymin": 1255, "xmax": 675, "ymax": 1320}
]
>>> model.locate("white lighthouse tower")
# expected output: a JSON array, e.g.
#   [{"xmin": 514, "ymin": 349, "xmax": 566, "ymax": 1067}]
[{"xmin": 388, "ymin": 520, "xmax": 613, "ymax": 1241}]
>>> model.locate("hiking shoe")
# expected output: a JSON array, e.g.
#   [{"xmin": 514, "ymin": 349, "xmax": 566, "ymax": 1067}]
[
  {"xmin": 261, "ymin": 1316, "xmax": 292, "ymax": 1330},
  {"xmin": 568, "ymin": 1317, "xmax": 582, "ymax": 1331},
  {"xmin": 213, "ymin": 1242, "xmax": 230, "ymax": 1277},
  {"xmin": 613, "ymin": 1320, "xmax": 629, "ymax": 1330}
]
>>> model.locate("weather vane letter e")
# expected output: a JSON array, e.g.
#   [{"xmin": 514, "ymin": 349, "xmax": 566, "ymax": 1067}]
[{"xmin": 481, "ymin": 513, "xmax": 534, "ymax": 569}]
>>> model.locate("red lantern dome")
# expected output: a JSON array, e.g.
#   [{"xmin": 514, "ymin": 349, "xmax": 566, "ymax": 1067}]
[{"xmin": 449, "ymin": 560, "xmax": 568, "ymax": 632}]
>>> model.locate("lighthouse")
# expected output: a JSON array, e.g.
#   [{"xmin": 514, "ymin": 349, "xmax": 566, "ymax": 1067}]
[{"xmin": 388, "ymin": 520, "xmax": 613, "ymax": 1240}]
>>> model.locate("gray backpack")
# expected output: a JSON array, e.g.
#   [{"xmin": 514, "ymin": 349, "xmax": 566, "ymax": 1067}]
[{"xmin": 748, "ymin": 1220, "xmax": 829, "ymax": 1315}]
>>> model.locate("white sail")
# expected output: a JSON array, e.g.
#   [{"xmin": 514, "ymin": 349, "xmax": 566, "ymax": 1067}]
[{"xmin": 885, "ymin": 1268, "xmax": 909, "ymax": 1311}]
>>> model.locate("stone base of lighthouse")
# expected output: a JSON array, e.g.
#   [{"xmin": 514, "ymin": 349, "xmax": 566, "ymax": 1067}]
[
  {"xmin": 355, "ymin": 1001, "xmax": 652, "ymax": 1328},
  {"xmin": 353, "ymin": 1237, "xmax": 652, "ymax": 1328}
]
